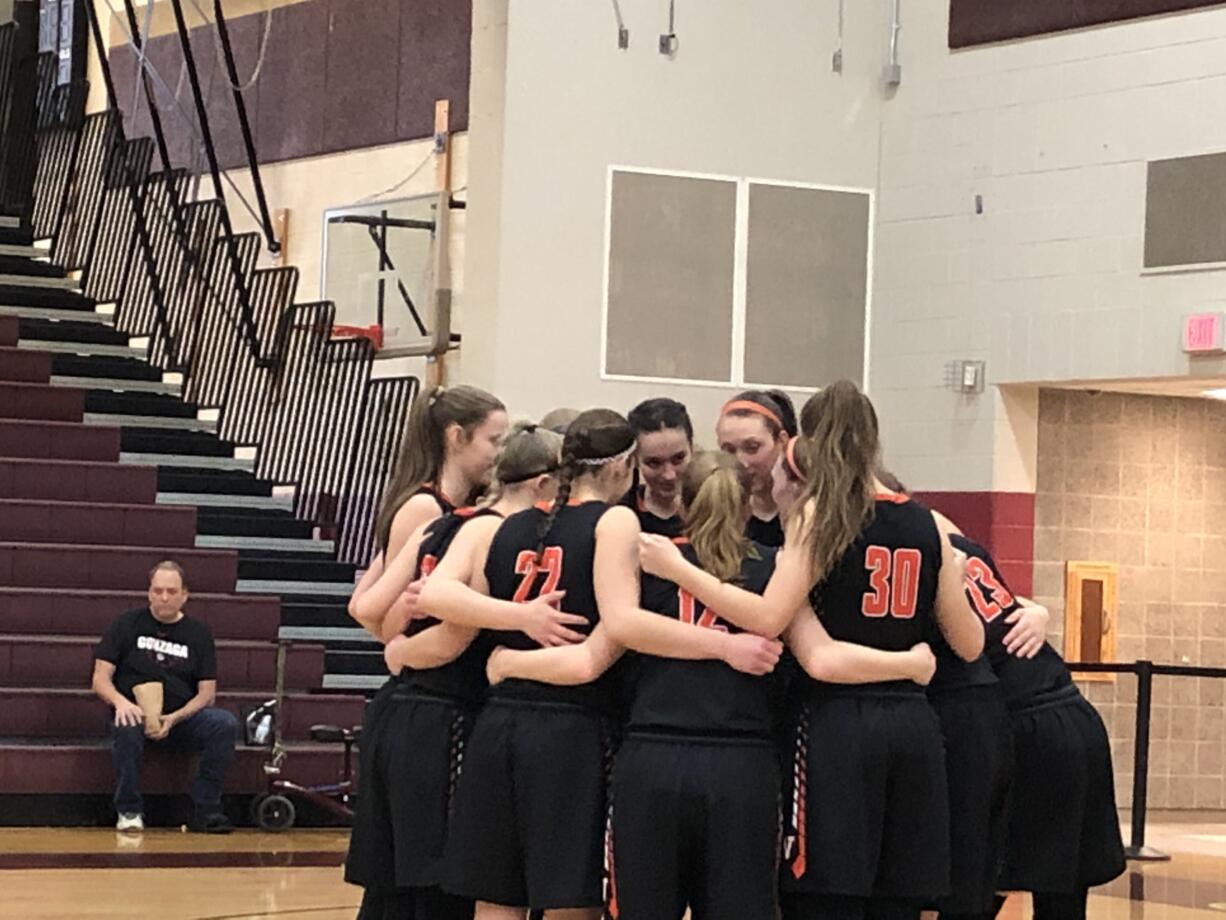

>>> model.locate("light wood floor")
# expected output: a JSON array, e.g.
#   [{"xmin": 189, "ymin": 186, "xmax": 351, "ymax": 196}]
[{"xmin": 5, "ymin": 824, "xmax": 1226, "ymax": 919}]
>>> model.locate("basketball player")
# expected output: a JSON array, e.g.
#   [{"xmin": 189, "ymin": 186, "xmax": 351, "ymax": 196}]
[
  {"xmin": 944, "ymin": 522, "xmax": 1125, "ymax": 920},
  {"xmin": 344, "ymin": 384, "xmax": 505, "ymax": 917},
  {"xmin": 344, "ymin": 424, "xmax": 567, "ymax": 920},
  {"xmin": 623, "ymin": 397, "xmax": 694, "ymax": 537},
  {"xmin": 642, "ymin": 381, "xmax": 985, "ymax": 920},
  {"xmin": 417, "ymin": 410, "xmax": 780, "ymax": 920},
  {"xmin": 715, "ymin": 389, "xmax": 797, "ymax": 547}
]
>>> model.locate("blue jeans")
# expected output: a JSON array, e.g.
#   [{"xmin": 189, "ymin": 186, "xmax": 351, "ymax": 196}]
[{"xmin": 111, "ymin": 706, "xmax": 238, "ymax": 816}]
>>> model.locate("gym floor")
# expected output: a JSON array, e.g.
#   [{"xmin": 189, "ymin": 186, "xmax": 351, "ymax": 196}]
[{"xmin": 2, "ymin": 817, "xmax": 1225, "ymax": 920}]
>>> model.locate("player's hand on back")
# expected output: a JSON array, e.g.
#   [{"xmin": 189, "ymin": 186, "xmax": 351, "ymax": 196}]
[
  {"xmin": 519, "ymin": 591, "xmax": 587, "ymax": 647},
  {"xmin": 1004, "ymin": 603, "xmax": 1050, "ymax": 659},
  {"xmin": 639, "ymin": 533, "xmax": 685, "ymax": 579},
  {"xmin": 721, "ymin": 633, "xmax": 784, "ymax": 676}
]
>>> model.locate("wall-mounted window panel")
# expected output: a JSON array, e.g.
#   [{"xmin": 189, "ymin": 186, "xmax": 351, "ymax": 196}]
[
  {"xmin": 744, "ymin": 182, "xmax": 869, "ymax": 389},
  {"xmin": 1144, "ymin": 152, "xmax": 1226, "ymax": 269},
  {"xmin": 604, "ymin": 170, "xmax": 737, "ymax": 382},
  {"xmin": 603, "ymin": 167, "xmax": 872, "ymax": 390}
]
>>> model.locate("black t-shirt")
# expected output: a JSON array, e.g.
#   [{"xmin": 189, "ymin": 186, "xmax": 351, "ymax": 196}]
[
  {"xmin": 95, "ymin": 608, "xmax": 217, "ymax": 713},
  {"xmin": 483, "ymin": 500, "xmax": 620, "ymax": 713},
  {"xmin": 746, "ymin": 513, "xmax": 784, "ymax": 548},
  {"xmin": 621, "ymin": 485, "xmax": 683, "ymax": 538},
  {"xmin": 804, "ymin": 495, "xmax": 942, "ymax": 695},
  {"xmin": 632, "ymin": 541, "xmax": 786, "ymax": 737},
  {"xmin": 951, "ymin": 533, "xmax": 1071, "ymax": 707},
  {"xmin": 401, "ymin": 507, "xmax": 502, "ymax": 705}
]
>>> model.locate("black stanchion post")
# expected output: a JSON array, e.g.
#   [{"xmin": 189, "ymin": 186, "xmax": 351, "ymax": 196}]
[{"xmin": 1126, "ymin": 659, "xmax": 1169, "ymax": 861}]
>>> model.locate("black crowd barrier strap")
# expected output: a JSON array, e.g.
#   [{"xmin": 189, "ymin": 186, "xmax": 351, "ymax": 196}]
[{"xmin": 1066, "ymin": 659, "xmax": 1226, "ymax": 862}]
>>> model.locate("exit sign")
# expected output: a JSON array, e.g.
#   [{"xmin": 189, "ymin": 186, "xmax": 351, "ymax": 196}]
[{"xmin": 1183, "ymin": 312, "xmax": 1226, "ymax": 353}]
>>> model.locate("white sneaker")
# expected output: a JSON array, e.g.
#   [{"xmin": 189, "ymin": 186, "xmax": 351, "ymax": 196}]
[{"xmin": 116, "ymin": 813, "xmax": 144, "ymax": 833}]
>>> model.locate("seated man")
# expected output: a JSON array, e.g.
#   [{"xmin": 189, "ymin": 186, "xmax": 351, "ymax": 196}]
[{"xmin": 91, "ymin": 560, "xmax": 237, "ymax": 834}]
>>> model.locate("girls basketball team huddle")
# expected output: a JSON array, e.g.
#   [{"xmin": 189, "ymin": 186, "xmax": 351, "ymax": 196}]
[{"xmin": 344, "ymin": 382, "xmax": 1125, "ymax": 920}]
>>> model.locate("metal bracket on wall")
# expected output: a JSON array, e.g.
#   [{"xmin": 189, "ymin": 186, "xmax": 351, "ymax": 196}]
[
  {"xmin": 611, "ymin": 0, "xmax": 628, "ymax": 48},
  {"xmin": 659, "ymin": 0, "xmax": 677, "ymax": 55}
]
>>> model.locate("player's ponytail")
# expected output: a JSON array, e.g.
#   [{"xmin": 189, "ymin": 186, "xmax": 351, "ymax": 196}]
[
  {"xmin": 535, "ymin": 408, "xmax": 635, "ymax": 555},
  {"xmin": 681, "ymin": 451, "xmax": 754, "ymax": 583},
  {"xmin": 798, "ymin": 379, "xmax": 880, "ymax": 586},
  {"xmin": 376, "ymin": 385, "xmax": 504, "ymax": 549}
]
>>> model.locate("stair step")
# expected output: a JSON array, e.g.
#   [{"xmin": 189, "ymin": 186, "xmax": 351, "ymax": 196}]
[
  {"xmin": 18, "ymin": 318, "xmax": 132, "ymax": 347},
  {"xmin": 53, "ymin": 374, "xmax": 181, "ymax": 395},
  {"xmin": 85, "ymin": 391, "xmax": 199, "ymax": 419},
  {"xmin": 0, "ymin": 286, "xmax": 95, "ymax": 311},
  {"xmin": 196, "ymin": 534, "xmax": 334, "ymax": 554},
  {"xmin": 121, "ymin": 429, "xmax": 238, "ymax": 458},
  {"xmin": 157, "ymin": 467, "xmax": 276, "ymax": 495},
  {"xmin": 0, "ymin": 304, "xmax": 111, "ymax": 325},
  {"xmin": 19, "ymin": 338, "xmax": 148, "ymax": 360},
  {"xmin": 281, "ymin": 603, "xmax": 354, "ymax": 630},
  {"xmin": 0, "ymin": 227, "xmax": 34, "ymax": 247},
  {"xmin": 0, "ymin": 498, "xmax": 197, "ymax": 548},
  {"xmin": 158, "ymin": 491, "xmax": 291, "ymax": 511},
  {"xmin": 0, "ymin": 257, "xmax": 60, "ymax": 278},
  {"xmin": 0, "ymin": 587, "xmax": 280, "ymax": 641},
  {"xmin": 238, "ymin": 579, "xmax": 354, "ymax": 597},
  {"xmin": 196, "ymin": 507, "xmax": 312, "ymax": 539},
  {"xmin": 0, "ymin": 457, "xmax": 157, "ymax": 504},
  {"xmin": 280, "ymin": 626, "xmax": 371, "ymax": 643},
  {"xmin": 238, "ymin": 557, "xmax": 354, "ymax": 582},
  {"xmin": 0, "ymin": 217, "xmax": 18, "ymax": 230},
  {"xmin": 325, "ymin": 648, "xmax": 387, "ymax": 675},
  {"xmin": 0, "ymin": 245, "xmax": 42, "ymax": 259},
  {"xmin": 85, "ymin": 412, "xmax": 218, "ymax": 433},
  {"xmin": 322, "ymin": 673, "xmax": 389, "ymax": 691},
  {"xmin": 50, "ymin": 353, "xmax": 163, "ymax": 382},
  {"xmin": 0, "ymin": 541, "xmax": 237, "ymax": 592},
  {"xmin": 0, "ymin": 273, "xmax": 78, "ymax": 291},
  {"xmin": 0, "ymin": 418, "xmax": 119, "ymax": 462},
  {"xmin": 122, "ymin": 452, "xmax": 255, "ymax": 471}
]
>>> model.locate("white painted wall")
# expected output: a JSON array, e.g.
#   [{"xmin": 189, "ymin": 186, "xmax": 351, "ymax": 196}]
[
  {"xmin": 873, "ymin": 4, "xmax": 1226, "ymax": 490},
  {"xmin": 473, "ymin": 0, "xmax": 894, "ymax": 427}
]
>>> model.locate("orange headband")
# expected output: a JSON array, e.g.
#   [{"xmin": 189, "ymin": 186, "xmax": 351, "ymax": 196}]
[
  {"xmin": 784, "ymin": 436, "xmax": 804, "ymax": 480},
  {"xmin": 720, "ymin": 399, "xmax": 783, "ymax": 430}
]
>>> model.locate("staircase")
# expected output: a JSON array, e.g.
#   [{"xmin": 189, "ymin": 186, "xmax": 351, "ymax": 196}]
[{"xmin": 0, "ymin": 10, "xmax": 425, "ymax": 819}]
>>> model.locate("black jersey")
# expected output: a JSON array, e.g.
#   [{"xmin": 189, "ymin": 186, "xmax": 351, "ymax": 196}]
[
  {"xmin": 630, "ymin": 540, "xmax": 782, "ymax": 737},
  {"xmin": 418, "ymin": 482, "xmax": 456, "ymax": 515},
  {"xmin": 398, "ymin": 506, "xmax": 501, "ymax": 704},
  {"xmin": 951, "ymin": 534, "xmax": 1071, "ymax": 707},
  {"xmin": 806, "ymin": 494, "xmax": 941, "ymax": 692},
  {"xmin": 746, "ymin": 513, "xmax": 784, "ymax": 548},
  {"xmin": 483, "ymin": 500, "xmax": 619, "ymax": 713},
  {"xmin": 621, "ymin": 485, "xmax": 683, "ymax": 538}
]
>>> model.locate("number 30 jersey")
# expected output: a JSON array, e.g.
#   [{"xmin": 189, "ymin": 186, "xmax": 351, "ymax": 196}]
[
  {"xmin": 631, "ymin": 540, "xmax": 783, "ymax": 737},
  {"xmin": 483, "ymin": 500, "xmax": 618, "ymax": 713},
  {"xmin": 808, "ymin": 493, "xmax": 943, "ymax": 656}
]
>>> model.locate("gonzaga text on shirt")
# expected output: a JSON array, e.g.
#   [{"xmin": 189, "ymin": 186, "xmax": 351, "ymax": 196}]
[{"xmin": 137, "ymin": 635, "xmax": 190, "ymax": 659}]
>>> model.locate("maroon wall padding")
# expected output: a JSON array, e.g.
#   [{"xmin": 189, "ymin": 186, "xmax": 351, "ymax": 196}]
[
  {"xmin": 0, "ymin": 347, "xmax": 51, "ymax": 383},
  {"xmin": 909, "ymin": 490, "xmax": 1035, "ymax": 597},
  {"xmin": 0, "ymin": 688, "xmax": 363, "ymax": 740},
  {"xmin": 0, "ymin": 636, "xmax": 324, "ymax": 691},
  {"xmin": 0, "ymin": 742, "xmax": 354, "ymax": 793},
  {"xmin": 0, "ymin": 420, "xmax": 120, "ymax": 461},
  {"xmin": 108, "ymin": 0, "xmax": 471, "ymax": 171},
  {"xmin": 0, "ymin": 458, "xmax": 157, "ymax": 504},
  {"xmin": 0, "ymin": 316, "xmax": 17, "ymax": 347},
  {"xmin": 949, "ymin": 0, "xmax": 1226, "ymax": 48},
  {"xmin": 0, "ymin": 543, "xmax": 238, "ymax": 592},
  {"xmin": 0, "ymin": 499, "xmax": 197, "ymax": 548},
  {"xmin": 0, "ymin": 382, "xmax": 84, "ymax": 423},
  {"xmin": 0, "ymin": 588, "xmax": 280, "ymax": 640}
]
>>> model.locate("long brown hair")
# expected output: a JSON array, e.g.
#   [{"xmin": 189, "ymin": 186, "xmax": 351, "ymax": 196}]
[
  {"xmin": 682, "ymin": 451, "xmax": 754, "ymax": 583},
  {"xmin": 536, "ymin": 408, "xmax": 635, "ymax": 553},
  {"xmin": 799, "ymin": 380, "xmax": 880, "ymax": 586},
  {"xmin": 720, "ymin": 389, "xmax": 798, "ymax": 438},
  {"xmin": 376, "ymin": 384, "xmax": 505, "ymax": 549}
]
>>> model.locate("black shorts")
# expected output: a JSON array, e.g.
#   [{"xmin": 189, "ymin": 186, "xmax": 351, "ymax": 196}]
[
  {"xmin": 999, "ymin": 686, "xmax": 1125, "ymax": 894},
  {"xmin": 356, "ymin": 885, "xmax": 473, "ymax": 920},
  {"xmin": 443, "ymin": 698, "xmax": 614, "ymax": 910},
  {"xmin": 610, "ymin": 733, "xmax": 780, "ymax": 920},
  {"xmin": 346, "ymin": 685, "xmax": 473, "ymax": 891},
  {"xmin": 930, "ymin": 684, "xmax": 1013, "ymax": 915},
  {"xmin": 345, "ymin": 677, "xmax": 401, "ymax": 890},
  {"xmin": 781, "ymin": 691, "xmax": 950, "ymax": 901}
]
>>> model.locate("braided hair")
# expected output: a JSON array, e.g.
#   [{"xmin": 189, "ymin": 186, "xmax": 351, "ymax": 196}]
[{"xmin": 535, "ymin": 408, "xmax": 635, "ymax": 555}]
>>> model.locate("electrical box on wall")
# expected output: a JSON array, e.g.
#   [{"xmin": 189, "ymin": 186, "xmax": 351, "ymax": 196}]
[
  {"xmin": 944, "ymin": 359, "xmax": 985, "ymax": 394},
  {"xmin": 1183, "ymin": 312, "xmax": 1226, "ymax": 354}
]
